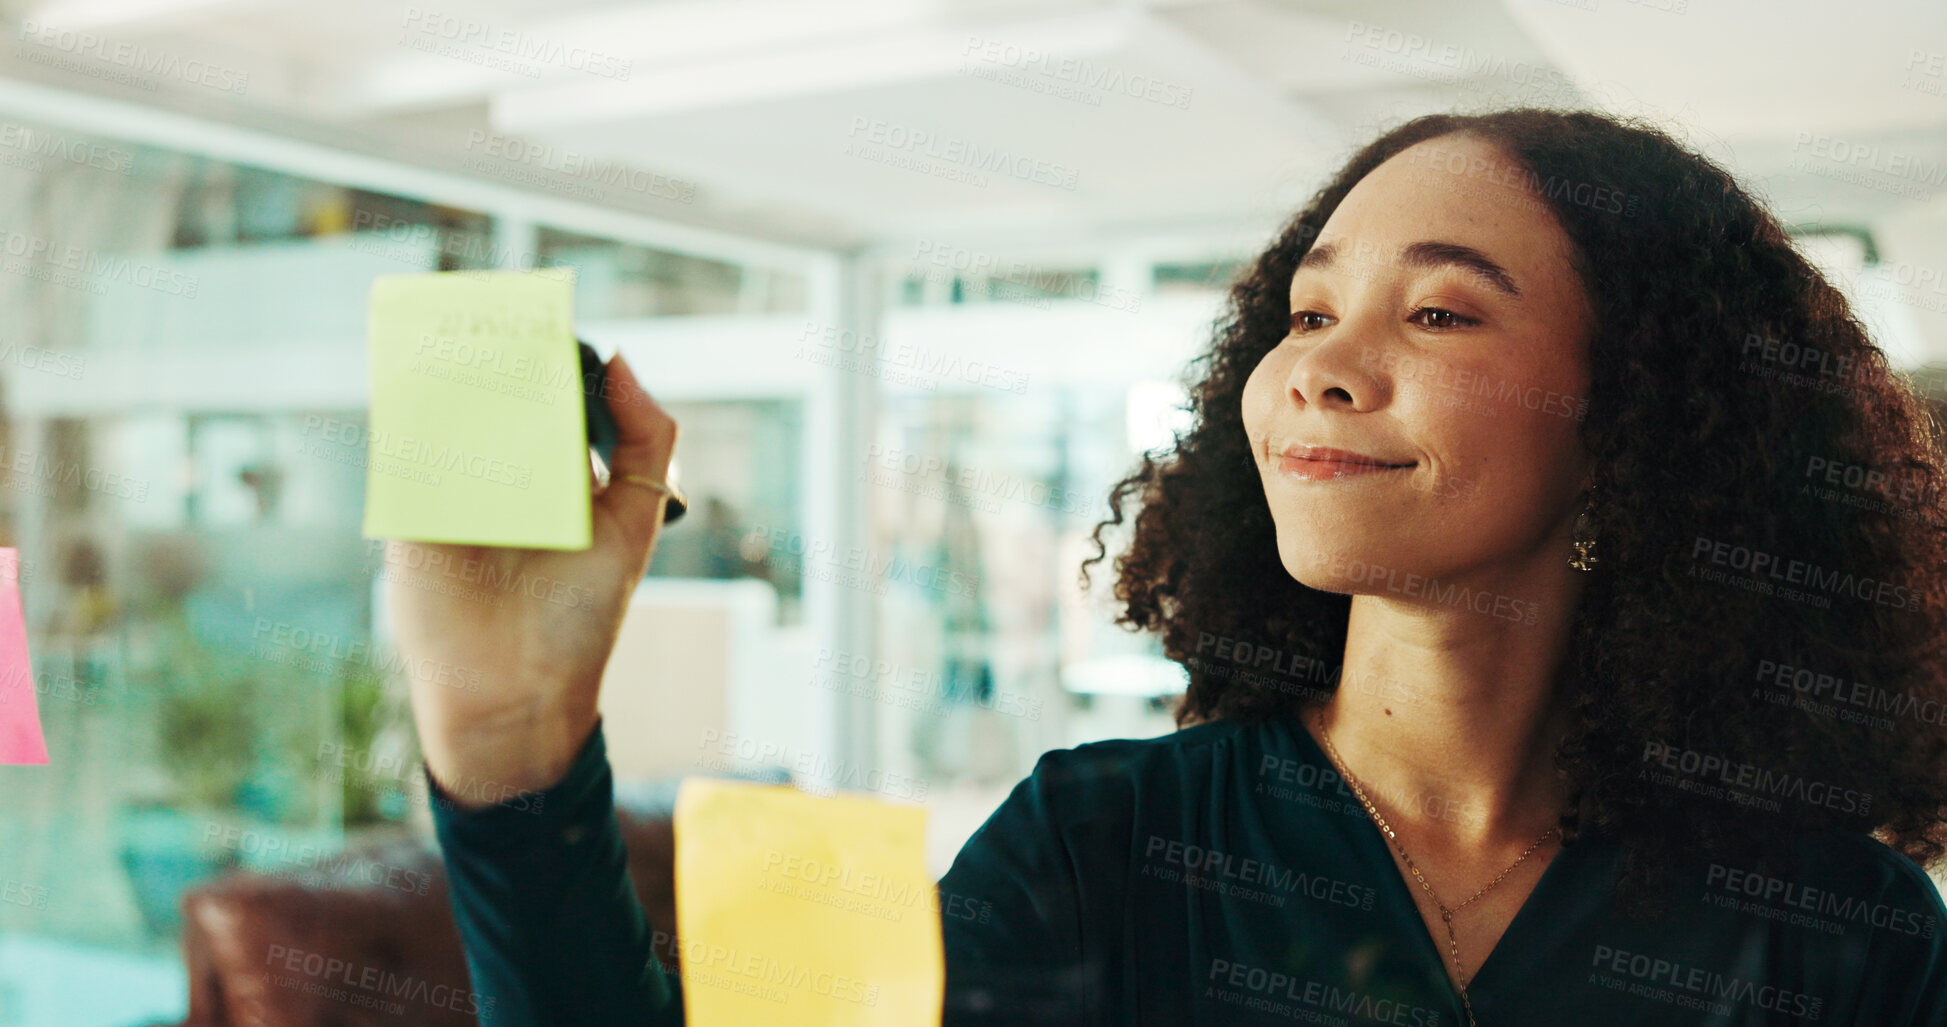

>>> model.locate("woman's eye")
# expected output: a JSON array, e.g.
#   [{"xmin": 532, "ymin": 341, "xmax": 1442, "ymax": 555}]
[
  {"xmin": 1289, "ymin": 307, "xmax": 1476, "ymax": 334},
  {"xmin": 1410, "ymin": 306, "xmax": 1477, "ymax": 330}
]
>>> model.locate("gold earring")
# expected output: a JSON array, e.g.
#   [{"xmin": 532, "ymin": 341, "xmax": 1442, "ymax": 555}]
[{"xmin": 1569, "ymin": 490, "xmax": 1599, "ymax": 572}]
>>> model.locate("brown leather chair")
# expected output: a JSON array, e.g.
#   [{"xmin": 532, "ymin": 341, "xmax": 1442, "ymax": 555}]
[{"xmin": 167, "ymin": 806, "xmax": 680, "ymax": 1027}]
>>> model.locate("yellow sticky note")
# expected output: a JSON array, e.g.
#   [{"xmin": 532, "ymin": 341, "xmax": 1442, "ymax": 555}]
[
  {"xmin": 673, "ymin": 778, "xmax": 944, "ymax": 1027},
  {"xmin": 361, "ymin": 269, "xmax": 591, "ymax": 549}
]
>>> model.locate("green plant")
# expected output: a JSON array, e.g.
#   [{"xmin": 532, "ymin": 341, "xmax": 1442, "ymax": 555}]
[
  {"xmin": 337, "ymin": 657, "xmax": 414, "ymax": 826},
  {"xmin": 148, "ymin": 609, "xmax": 258, "ymax": 810}
]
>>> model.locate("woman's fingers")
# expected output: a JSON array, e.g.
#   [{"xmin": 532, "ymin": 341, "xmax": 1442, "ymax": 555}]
[{"xmin": 594, "ymin": 353, "xmax": 681, "ymax": 545}]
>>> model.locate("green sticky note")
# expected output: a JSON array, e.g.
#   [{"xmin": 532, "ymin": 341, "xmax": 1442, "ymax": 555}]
[{"xmin": 361, "ymin": 268, "xmax": 592, "ymax": 549}]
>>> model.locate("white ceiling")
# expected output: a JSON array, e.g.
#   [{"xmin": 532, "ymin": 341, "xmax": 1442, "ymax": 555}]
[{"xmin": 2, "ymin": 0, "xmax": 1945, "ymax": 252}]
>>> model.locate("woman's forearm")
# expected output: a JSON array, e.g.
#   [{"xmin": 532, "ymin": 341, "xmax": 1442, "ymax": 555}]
[
  {"xmin": 415, "ymin": 691, "xmax": 601, "ymax": 809},
  {"xmin": 430, "ymin": 719, "xmax": 685, "ymax": 1025}
]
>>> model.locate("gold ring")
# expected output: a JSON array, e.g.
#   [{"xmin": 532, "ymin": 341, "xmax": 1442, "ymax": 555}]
[{"xmin": 618, "ymin": 474, "xmax": 688, "ymax": 523}]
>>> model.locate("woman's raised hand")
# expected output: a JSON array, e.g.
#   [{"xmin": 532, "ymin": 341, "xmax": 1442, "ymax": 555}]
[{"xmin": 387, "ymin": 354, "xmax": 680, "ymax": 807}]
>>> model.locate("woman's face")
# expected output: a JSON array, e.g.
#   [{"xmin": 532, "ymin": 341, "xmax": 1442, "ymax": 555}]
[{"xmin": 1242, "ymin": 133, "xmax": 1596, "ymax": 598}]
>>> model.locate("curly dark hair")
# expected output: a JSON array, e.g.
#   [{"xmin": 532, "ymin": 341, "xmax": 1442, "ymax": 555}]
[{"xmin": 1078, "ymin": 107, "xmax": 1947, "ymax": 914}]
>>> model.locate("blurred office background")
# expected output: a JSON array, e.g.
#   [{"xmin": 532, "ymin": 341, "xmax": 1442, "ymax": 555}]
[{"xmin": 0, "ymin": 0, "xmax": 1943, "ymax": 1023}]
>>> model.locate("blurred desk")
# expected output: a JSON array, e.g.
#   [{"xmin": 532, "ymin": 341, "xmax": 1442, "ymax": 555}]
[{"xmin": 599, "ymin": 577, "xmax": 818, "ymax": 785}]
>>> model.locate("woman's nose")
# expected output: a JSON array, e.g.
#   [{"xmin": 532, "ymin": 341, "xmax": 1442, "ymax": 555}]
[{"xmin": 1284, "ymin": 318, "xmax": 1387, "ymax": 412}]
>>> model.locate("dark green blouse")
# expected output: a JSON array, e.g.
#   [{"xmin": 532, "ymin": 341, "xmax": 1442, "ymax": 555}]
[{"xmin": 427, "ymin": 714, "xmax": 1947, "ymax": 1025}]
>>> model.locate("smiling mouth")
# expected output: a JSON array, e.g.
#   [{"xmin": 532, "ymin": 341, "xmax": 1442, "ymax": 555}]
[{"xmin": 1272, "ymin": 446, "xmax": 1415, "ymax": 482}]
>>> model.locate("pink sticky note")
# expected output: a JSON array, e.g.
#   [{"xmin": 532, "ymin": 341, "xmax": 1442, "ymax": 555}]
[{"xmin": 0, "ymin": 549, "xmax": 47, "ymax": 764}]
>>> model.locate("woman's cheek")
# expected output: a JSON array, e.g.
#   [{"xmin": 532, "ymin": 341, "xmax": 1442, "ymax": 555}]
[{"xmin": 1240, "ymin": 359, "xmax": 1280, "ymax": 441}]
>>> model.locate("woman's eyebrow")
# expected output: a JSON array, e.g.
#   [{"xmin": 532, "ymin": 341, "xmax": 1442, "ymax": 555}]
[
  {"xmin": 1296, "ymin": 240, "xmax": 1523, "ymax": 300},
  {"xmin": 1402, "ymin": 241, "xmax": 1523, "ymax": 298}
]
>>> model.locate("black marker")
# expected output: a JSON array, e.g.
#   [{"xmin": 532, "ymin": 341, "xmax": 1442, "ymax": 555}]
[{"xmin": 580, "ymin": 338, "xmax": 685, "ymax": 523}]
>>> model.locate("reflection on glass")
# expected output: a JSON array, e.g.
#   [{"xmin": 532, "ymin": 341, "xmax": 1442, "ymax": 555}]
[
  {"xmin": 537, "ymin": 228, "xmax": 807, "ymax": 318},
  {"xmin": 644, "ymin": 399, "xmax": 805, "ymax": 623},
  {"xmin": 869, "ymin": 388, "xmax": 1181, "ymax": 801}
]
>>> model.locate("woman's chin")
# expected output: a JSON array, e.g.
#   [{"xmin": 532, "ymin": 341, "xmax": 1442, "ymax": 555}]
[
  {"xmin": 1278, "ymin": 559, "xmax": 1364, "ymax": 597},
  {"xmin": 1278, "ymin": 542, "xmax": 1426, "ymax": 597}
]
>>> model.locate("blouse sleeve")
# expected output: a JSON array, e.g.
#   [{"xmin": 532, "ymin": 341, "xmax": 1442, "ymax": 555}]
[
  {"xmin": 935, "ymin": 747, "xmax": 1116, "ymax": 1027},
  {"xmin": 428, "ymin": 726, "xmax": 1122, "ymax": 1026},
  {"xmin": 1839, "ymin": 847, "xmax": 1947, "ymax": 1027},
  {"xmin": 1893, "ymin": 891, "xmax": 1947, "ymax": 1026},
  {"xmin": 426, "ymin": 718, "xmax": 684, "ymax": 1026}
]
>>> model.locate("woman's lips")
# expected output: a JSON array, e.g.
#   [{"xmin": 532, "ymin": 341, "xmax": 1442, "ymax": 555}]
[{"xmin": 1273, "ymin": 446, "xmax": 1414, "ymax": 482}]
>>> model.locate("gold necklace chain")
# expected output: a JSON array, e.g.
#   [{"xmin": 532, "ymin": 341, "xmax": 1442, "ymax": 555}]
[{"xmin": 1312, "ymin": 710, "xmax": 1558, "ymax": 1027}]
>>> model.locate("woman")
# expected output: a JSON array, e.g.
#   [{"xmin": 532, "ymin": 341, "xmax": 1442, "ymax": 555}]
[{"xmin": 392, "ymin": 108, "xmax": 1947, "ymax": 1025}]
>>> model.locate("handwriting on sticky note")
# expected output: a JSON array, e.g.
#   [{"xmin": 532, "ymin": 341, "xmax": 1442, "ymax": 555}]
[
  {"xmin": 0, "ymin": 548, "xmax": 48, "ymax": 765},
  {"xmin": 674, "ymin": 778, "xmax": 943, "ymax": 1026},
  {"xmin": 361, "ymin": 269, "xmax": 592, "ymax": 549}
]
